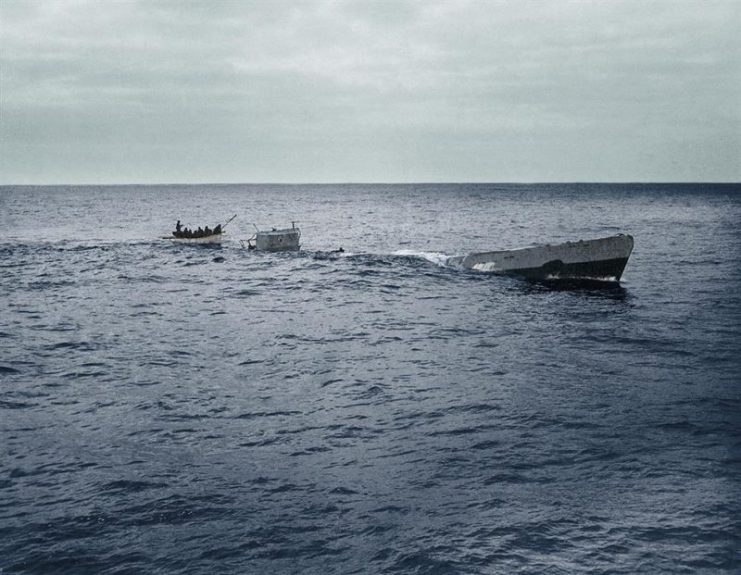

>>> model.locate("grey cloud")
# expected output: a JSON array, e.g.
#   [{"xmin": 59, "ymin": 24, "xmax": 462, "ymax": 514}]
[{"xmin": 1, "ymin": 0, "xmax": 739, "ymax": 183}]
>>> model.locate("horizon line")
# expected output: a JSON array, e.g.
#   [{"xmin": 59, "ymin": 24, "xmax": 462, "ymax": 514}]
[{"xmin": 2, "ymin": 181, "xmax": 740, "ymax": 187}]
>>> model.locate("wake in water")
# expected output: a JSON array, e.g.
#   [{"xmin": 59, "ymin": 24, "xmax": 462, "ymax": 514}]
[{"xmin": 391, "ymin": 249, "xmax": 453, "ymax": 268}]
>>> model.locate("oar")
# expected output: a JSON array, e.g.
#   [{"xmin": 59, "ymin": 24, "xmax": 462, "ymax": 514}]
[{"xmin": 222, "ymin": 214, "xmax": 237, "ymax": 229}]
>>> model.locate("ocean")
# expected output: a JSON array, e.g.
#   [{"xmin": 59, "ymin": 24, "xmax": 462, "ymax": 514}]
[{"xmin": 1, "ymin": 183, "xmax": 740, "ymax": 574}]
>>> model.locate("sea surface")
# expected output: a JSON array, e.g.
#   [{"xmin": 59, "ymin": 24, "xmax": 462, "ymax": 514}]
[{"xmin": 1, "ymin": 183, "xmax": 740, "ymax": 574}]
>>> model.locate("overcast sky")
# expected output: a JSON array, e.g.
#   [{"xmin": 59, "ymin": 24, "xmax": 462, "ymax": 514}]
[{"xmin": 1, "ymin": 0, "xmax": 739, "ymax": 184}]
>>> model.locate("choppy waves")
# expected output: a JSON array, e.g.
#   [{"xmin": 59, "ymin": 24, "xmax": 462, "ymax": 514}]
[{"xmin": 1, "ymin": 184, "xmax": 741, "ymax": 574}]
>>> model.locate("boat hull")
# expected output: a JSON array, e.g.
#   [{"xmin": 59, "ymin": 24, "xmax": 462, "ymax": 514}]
[
  {"xmin": 166, "ymin": 234, "xmax": 223, "ymax": 244},
  {"xmin": 449, "ymin": 234, "xmax": 634, "ymax": 281}
]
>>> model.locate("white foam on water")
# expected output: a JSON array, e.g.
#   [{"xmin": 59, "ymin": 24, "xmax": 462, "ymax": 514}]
[{"xmin": 392, "ymin": 250, "xmax": 452, "ymax": 267}]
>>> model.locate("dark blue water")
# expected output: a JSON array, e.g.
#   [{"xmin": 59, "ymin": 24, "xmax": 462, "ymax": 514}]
[{"xmin": 1, "ymin": 184, "xmax": 740, "ymax": 574}]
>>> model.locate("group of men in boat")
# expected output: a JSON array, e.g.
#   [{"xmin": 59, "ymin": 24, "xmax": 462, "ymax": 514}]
[{"xmin": 172, "ymin": 220, "xmax": 222, "ymax": 239}]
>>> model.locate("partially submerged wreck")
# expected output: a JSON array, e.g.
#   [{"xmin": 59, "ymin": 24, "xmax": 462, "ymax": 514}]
[
  {"xmin": 246, "ymin": 223, "xmax": 301, "ymax": 252},
  {"xmin": 448, "ymin": 234, "xmax": 634, "ymax": 282}
]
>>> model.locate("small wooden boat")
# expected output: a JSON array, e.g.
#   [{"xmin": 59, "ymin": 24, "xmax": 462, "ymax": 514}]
[
  {"xmin": 448, "ymin": 234, "xmax": 634, "ymax": 282},
  {"xmin": 163, "ymin": 214, "xmax": 235, "ymax": 245},
  {"xmin": 245, "ymin": 222, "xmax": 301, "ymax": 251}
]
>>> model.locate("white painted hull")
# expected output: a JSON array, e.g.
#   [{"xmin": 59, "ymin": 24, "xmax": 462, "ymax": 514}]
[{"xmin": 164, "ymin": 234, "xmax": 223, "ymax": 244}]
